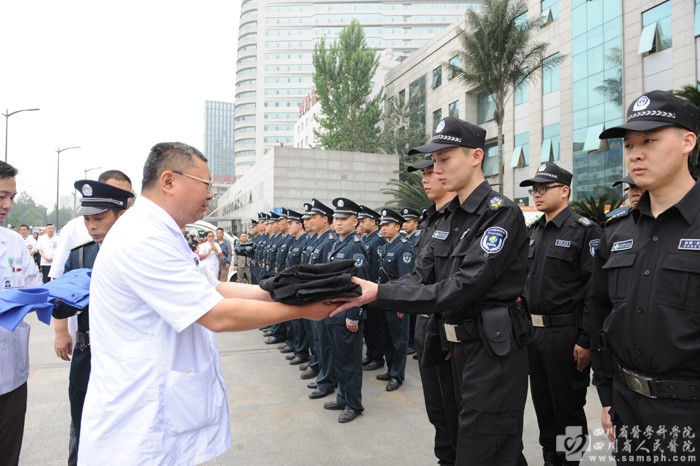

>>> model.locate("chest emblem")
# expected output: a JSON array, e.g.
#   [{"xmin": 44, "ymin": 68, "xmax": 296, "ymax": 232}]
[
  {"xmin": 611, "ymin": 239, "xmax": 633, "ymax": 252},
  {"xmin": 432, "ymin": 230, "xmax": 449, "ymax": 240},
  {"xmin": 555, "ymin": 239, "xmax": 571, "ymax": 248}
]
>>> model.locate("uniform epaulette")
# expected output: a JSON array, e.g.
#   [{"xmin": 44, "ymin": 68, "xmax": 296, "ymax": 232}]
[
  {"xmin": 526, "ymin": 215, "xmax": 542, "ymax": 229},
  {"xmin": 353, "ymin": 235, "xmax": 361, "ymax": 242},
  {"xmin": 605, "ymin": 206, "xmax": 632, "ymax": 225},
  {"xmin": 400, "ymin": 237, "xmax": 408, "ymax": 243},
  {"xmin": 328, "ymin": 232, "xmax": 336, "ymax": 240},
  {"xmin": 576, "ymin": 216, "xmax": 594, "ymax": 227},
  {"xmin": 70, "ymin": 240, "xmax": 95, "ymax": 251},
  {"xmin": 488, "ymin": 196, "xmax": 505, "ymax": 211}
]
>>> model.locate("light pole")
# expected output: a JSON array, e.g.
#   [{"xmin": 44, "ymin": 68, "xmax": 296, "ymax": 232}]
[
  {"xmin": 3, "ymin": 108, "xmax": 40, "ymax": 162},
  {"xmin": 74, "ymin": 166, "xmax": 103, "ymax": 210},
  {"xmin": 56, "ymin": 146, "xmax": 81, "ymax": 227}
]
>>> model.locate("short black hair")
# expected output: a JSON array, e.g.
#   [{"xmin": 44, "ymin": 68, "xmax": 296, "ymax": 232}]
[
  {"xmin": 46, "ymin": 223, "xmax": 54, "ymax": 227},
  {"xmin": 216, "ymin": 227, "xmax": 224, "ymax": 233},
  {"xmin": 99, "ymin": 170, "xmax": 132, "ymax": 186},
  {"xmin": 142, "ymin": 142, "xmax": 207, "ymax": 191},
  {"xmin": 0, "ymin": 161, "xmax": 18, "ymax": 180},
  {"xmin": 20, "ymin": 224, "xmax": 29, "ymax": 229}
]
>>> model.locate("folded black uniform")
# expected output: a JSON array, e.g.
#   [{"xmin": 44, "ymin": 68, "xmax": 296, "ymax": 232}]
[{"xmin": 258, "ymin": 259, "xmax": 362, "ymax": 304}]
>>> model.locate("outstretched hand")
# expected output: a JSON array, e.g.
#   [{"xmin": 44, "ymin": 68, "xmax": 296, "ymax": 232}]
[
  {"xmin": 300, "ymin": 300, "xmax": 344, "ymax": 321},
  {"xmin": 329, "ymin": 277, "xmax": 379, "ymax": 316}
]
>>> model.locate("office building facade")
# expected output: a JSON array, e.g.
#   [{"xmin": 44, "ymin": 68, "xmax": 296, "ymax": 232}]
[{"xmin": 204, "ymin": 100, "xmax": 236, "ymax": 184}]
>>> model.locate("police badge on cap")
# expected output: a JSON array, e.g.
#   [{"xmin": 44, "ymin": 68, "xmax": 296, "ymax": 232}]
[
  {"xmin": 408, "ymin": 117, "xmax": 486, "ymax": 154},
  {"xmin": 74, "ymin": 179, "xmax": 134, "ymax": 216}
]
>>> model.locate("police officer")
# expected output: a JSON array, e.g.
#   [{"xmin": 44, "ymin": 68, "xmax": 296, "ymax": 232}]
[
  {"xmin": 591, "ymin": 91, "xmax": 700, "ymax": 464},
  {"xmin": 606, "ymin": 175, "xmax": 647, "ymax": 223},
  {"xmin": 375, "ymin": 208, "xmax": 414, "ymax": 391},
  {"xmin": 333, "ymin": 116, "xmax": 530, "ymax": 464},
  {"xmin": 322, "ymin": 197, "xmax": 369, "ymax": 423},
  {"xmin": 305, "ymin": 199, "xmax": 337, "ymax": 399},
  {"xmin": 400, "ymin": 207, "xmax": 421, "ymax": 246},
  {"xmin": 357, "ymin": 205, "xmax": 387, "ymax": 372},
  {"xmin": 252, "ymin": 213, "xmax": 269, "ymax": 284},
  {"xmin": 520, "ymin": 162, "xmax": 602, "ymax": 465},
  {"xmin": 52, "ymin": 179, "xmax": 134, "ymax": 460},
  {"xmin": 299, "ymin": 203, "xmax": 321, "ymax": 379},
  {"xmin": 408, "ymin": 153, "xmax": 459, "ymax": 465}
]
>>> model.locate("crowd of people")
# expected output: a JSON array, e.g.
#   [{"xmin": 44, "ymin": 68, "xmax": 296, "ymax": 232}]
[{"xmin": 1, "ymin": 89, "xmax": 699, "ymax": 465}]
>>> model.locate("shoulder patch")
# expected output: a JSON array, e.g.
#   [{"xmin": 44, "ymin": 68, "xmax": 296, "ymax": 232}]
[
  {"xmin": 577, "ymin": 216, "xmax": 594, "ymax": 227},
  {"xmin": 352, "ymin": 253, "xmax": 364, "ymax": 267},
  {"xmin": 605, "ymin": 206, "xmax": 632, "ymax": 226},
  {"xmin": 402, "ymin": 252, "xmax": 413, "ymax": 264},
  {"xmin": 488, "ymin": 196, "xmax": 505, "ymax": 211},
  {"xmin": 480, "ymin": 227, "xmax": 508, "ymax": 254},
  {"xmin": 70, "ymin": 240, "xmax": 95, "ymax": 251}
]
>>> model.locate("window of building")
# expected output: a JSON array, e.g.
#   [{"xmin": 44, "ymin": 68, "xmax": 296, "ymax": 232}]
[
  {"xmin": 582, "ymin": 123, "xmax": 606, "ymax": 152},
  {"xmin": 514, "ymin": 74, "xmax": 529, "ymax": 106},
  {"xmin": 432, "ymin": 66, "xmax": 442, "ymax": 89},
  {"xmin": 542, "ymin": 53, "xmax": 560, "ymax": 95},
  {"xmin": 398, "ymin": 89, "xmax": 406, "ymax": 105},
  {"xmin": 541, "ymin": 124, "xmax": 560, "ymax": 162},
  {"xmin": 482, "ymin": 141, "xmax": 499, "ymax": 177},
  {"xmin": 409, "ymin": 75, "xmax": 427, "ymax": 131},
  {"xmin": 448, "ymin": 100, "xmax": 460, "ymax": 119},
  {"xmin": 638, "ymin": 1, "xmax": 672, "ymax": 55},
  {"xmin": 540, "ymin": 0, "xmax": 559, "ymax": 25},
  {"xmin": 476, "ymin": 93, "xmax": 495, "ymax": 124},
  {"xmin": 510, "ymin": 132, "xmax": 529, "ymax": 168},
  {"xmin": 432, "ymin": 109, "xmax": 443, "ymax": 131},
  {"xmin": 447, "ymin": 55, "xmax": 459, "ymax": 80}
]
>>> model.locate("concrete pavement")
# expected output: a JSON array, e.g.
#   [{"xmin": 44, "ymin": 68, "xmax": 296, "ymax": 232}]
[{"xmin": 20, "ymin": 313, "xmax": 613, "ymax": 465}]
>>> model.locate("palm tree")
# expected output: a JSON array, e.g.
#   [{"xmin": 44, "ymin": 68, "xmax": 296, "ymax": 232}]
[
  {"xmin": 673, "ymin": 84, "xmax": 700, "ymax": 176},
  {"xmin": 381, "ymin": 171, "xmax": 430, "ymax": 210},
  {"xmin": 450, "ymin": 0, "xmax": 560, "ymax": 193}
]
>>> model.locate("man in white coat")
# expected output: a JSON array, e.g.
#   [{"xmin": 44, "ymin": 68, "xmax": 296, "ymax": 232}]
[{"xmin": 78, "ymin": 142, "xmax": 338, "ymax": 465}]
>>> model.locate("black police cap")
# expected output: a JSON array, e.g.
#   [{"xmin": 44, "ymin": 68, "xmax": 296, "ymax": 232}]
[
  {"xmin": 379, "ymin": 208, "xmax": 406, "ymax": 226},
  {"xmin": 408, "ymin": 117, "xmax": 486, "ymax": 155},
  {"xmin": 284, "ymin": 208, "xmax": 303, "ymax": 222},
  {"xmin": 358, "ymin": 205, "xmax": 381, "ymax": 220},
  {"xmin": 74, "ymin": 179, "xmax": 134, "ymax": 216},
  {"xmin": 612, "ymin": 175, "xmax": 637, "ymax": 188},
  {"xmin": 309, "ymin": 198, "xmax": 334, "ymax": 218},
  {"xmin": 332, "ymin": 197, "xmax": 360, "ymax": 218},
  {"xmin": 519, "ymin": 162, "xmax": 573, "ymax": 187},
  {"xmin": 600, "ymin": 90, "xmax": 700, "ymax": 139},
  {"xmin": 400, "ymin": 207, "xmax": 420, "ymax": 220},
  {"xmin": 407, "ymin": 154, "xmax": 434, "ymax": 172}
]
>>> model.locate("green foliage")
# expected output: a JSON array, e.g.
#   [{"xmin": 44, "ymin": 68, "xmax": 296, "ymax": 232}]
[
  {"xmin": 6, "ymin": 192, "xmax": 49, "ymax": 228},
  {"xmin": 674, "ymin": 83, "xmax": 700, "ymax": 176},
  {"xmin": 377, "ymin": 98, "xmax": 428, "ymax": 180},
  {"xmin": 381, "ymin": 171, "xmax": 430, "ymax": 210},
  {"xmin": 594, "ymin": 47, "xmax": 623, "ymax": 106},
  {"xmin": 570, "ymin": 194, "xmax": 624, "ymax": 228},
  {"xmin": 451, "ymin": 0, "xmax": 558, "ymax": 193},
  {"xmin": 312, "ymin": 20, "xmax": 382, "ymax": 152}
]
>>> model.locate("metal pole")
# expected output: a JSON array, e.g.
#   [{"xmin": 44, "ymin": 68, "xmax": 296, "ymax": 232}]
[
  {"xmin": 55, "ymin": 146, "xmax": 81, "ymax": 227},
  {"xmin": 3, "ymin": 108, "xmax": 40, "ymax": 163}
]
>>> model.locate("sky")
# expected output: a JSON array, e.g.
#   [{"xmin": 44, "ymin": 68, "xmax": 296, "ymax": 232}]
[{"xmin": 0, "ymin": 0, "xmax": 240, "ymax": 209}]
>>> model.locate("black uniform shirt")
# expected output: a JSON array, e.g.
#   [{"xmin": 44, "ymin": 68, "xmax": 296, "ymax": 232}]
[
  {"xmin": 376, "ymin": 181, "xmax": 528, "ymax": 322},
  {"xmin": 412, "ymin": 203, "xmax": 451, "ymax": 257},
  {"xmin": 362, "ymin": 229, "xmax": 385, "ymax": 283},
  {"xmin": 275, "ymin": 233, "xmax": 294, "ymax": 274},
  {"xmin": 524, "ymin": 207, "xmax": 602, "ymax": 347},
  {"xmin": 590, "ymin": 182, "xmax": 700, "ymax": 405}
]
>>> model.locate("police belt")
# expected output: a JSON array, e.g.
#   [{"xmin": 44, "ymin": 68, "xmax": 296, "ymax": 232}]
[
  {"xmin": 530, "ymin": 312, "xmax": 576, "ymax": 328},
  {"xmin": 443, "ymin": 320, "xmax": 481, "ymax": 343},
  {"xmin": 419, "ymin": 314, "xmax": 430, "ymax": 319},
  {"xmin": 76, "ymin": 331, "xmax": 90, "ymax": 351},
  {"xmin": 614, "ymin": 362, "xmax": 700, "ymax": 401}
]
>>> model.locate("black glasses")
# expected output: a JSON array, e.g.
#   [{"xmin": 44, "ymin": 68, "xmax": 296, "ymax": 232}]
[
  {"xmin": 172, "ymin": 170, "xmax": 212, "ymax": 192},
  {"xmin": 528, "ymin": 184, "xmax": 565, "ymax": 196}
]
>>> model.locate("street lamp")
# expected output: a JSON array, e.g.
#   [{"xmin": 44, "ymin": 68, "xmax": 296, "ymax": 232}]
[
  {"xmin": 56, "ymin": 146, "xmax": 81, "ymax": 227},
  {"xmin": 3, "ymin": 108, "xmax": 40, "ymax": 162}
]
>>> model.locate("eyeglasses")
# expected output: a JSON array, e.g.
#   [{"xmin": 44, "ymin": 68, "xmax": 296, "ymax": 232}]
[
  {"xmin": 528, "ymin": 184, "xmax": 565, "ymax": 196},
  {"xmin": 172, "ymin": 170, "xmax": 212, "ymax": 192}
]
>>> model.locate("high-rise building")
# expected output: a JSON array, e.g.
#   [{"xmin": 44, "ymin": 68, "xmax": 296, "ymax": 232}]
[
  {"xmin": 204, "ymin": 100, "xmax": 236, "ymax": 184},
  {"xmin": 234, "ymin": 0, "xmax": 485, "ymax": 179}
]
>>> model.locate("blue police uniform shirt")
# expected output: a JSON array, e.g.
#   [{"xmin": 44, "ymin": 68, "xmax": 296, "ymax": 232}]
[
  {"xmin": 327, "ymin": 233, "xmax": 369, "ymax": 323},
  {"xmin": 309, "ymin": 228, "xmax": 336, "ymax": 265},
  {"xmin": 275, "ymin": 234, "xmax": 295, "ymax": 274},
  {"xmin": 378, "ymin": 236, "xmax": 415, "ymax": 284},
  {"xmin": 302, "ymin": 233, "xmax": 317, "ymax": 265},
  {"xmin": 286, "ymin": 233, "xmax": 308, "ymax": 268},
  {"xmin": 362, "ymin": 229, "xmax": 386, "ymax": 283}
]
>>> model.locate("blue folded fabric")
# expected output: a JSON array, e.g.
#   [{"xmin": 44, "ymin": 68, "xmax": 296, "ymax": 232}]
[
  {"xmin": 0, "ymin": 288, "xmax": 54, "ymax": 331},
  {"xmin": 41, "ymin": 268, "xmax": 92, "ymax": 309}
]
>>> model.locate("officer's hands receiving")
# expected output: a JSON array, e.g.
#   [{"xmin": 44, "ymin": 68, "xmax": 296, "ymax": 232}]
[{"xmin": 329, "ymin": 277, "xmax": 378, "ymax": 316}]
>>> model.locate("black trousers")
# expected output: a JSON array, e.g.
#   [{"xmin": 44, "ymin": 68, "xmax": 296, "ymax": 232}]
[
  {"xmin": 41, "ymin": 265, "xmax": 51, "ymax": 283},
  {"xmin": 610, "ymin": 380, "xmax": 700, "ymax": 465},
  {"xmin": 415, "ymin": 316, "xmax": 458, "ymax": 466},
  {"xmin": 527, "ymin": 326, "xmax": 589, "ymax": 459},
  {"xmin": 450, "ymin": 340, "xmax": 529, "ymax": 465},
  {"xmin": 328, "ymin": 322, "xmax": 364, "ymax": 412},
  {"xmin": 382, "ymin": 310, "xmax": 409, "ymax": 382},
  {"xmin": 363, "ymin": 305, "xmax": 387, "ymax": 364},
  {"xmin": 0, "ymin": 382, "xmax": 27, "ymax": 466},
  {"xmin": 291, "ymin": 319, "xmax": 310, "ymax": 360}
]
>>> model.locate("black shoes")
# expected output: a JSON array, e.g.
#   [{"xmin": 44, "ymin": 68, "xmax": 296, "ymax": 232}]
[
  {"xmin": 279, "ymin": 345, "xmax": 294, "ymax": 354},
  {"xmin": 307, "ymin": 382, "xmax": 317, "ymax": 389},
  {"xmin": 406, "ymin": 346, "xmax": 416, "ymax": 355},
  {"xmin": 376, "ymin": 372, "xmax": 391, "ymax": 381},
  {"xmin": 265, "ymin": 336, "xmax": 285, "ymax": 344},
  {"xmin": 285, "ymin": 354, "xmax": 296, "ymax": 360},
  {"xmin": 338, "ymin": 408, "xmax": 362, "ymax": 423},
  {"xmin": 309, "ymin": 388, "xmax": 334, "ymax": 399},
  {"xmin": 289, "ymin": 356, "xmax": 307, "ymax": 365},
  {"xmin": 323, "ymin": 401, "xmax": 345, "ymax": 410},
  {"xmin": 363, "ymin": 360, "xmax": 384, "ymax": 371},
  {"xmin": 386, "ymin": 378, "xmax": 402, "ymax": 391},
  {"xmin": 300, "ymin": 367, "xmax": 319, "ymax": 380},
  {"xmin": 299, "ymin": 363, "xmax": 308, "ymax": 371}
]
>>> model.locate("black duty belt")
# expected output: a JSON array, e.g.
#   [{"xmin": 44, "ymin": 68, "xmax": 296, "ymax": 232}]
[
  {"xmin": 443, "ymin": 320, "xmax": 481, "ymax": 343},
  {"xmin": 76, "ymin": 331, "xmax": 90, "ymax": 351},
  {"xmin": 530, "ymin": 312, "xmax": 576, "ymax": 328},
  {"xmin": 614, "ymin": 363, "xmax": 700, "ymax": 401}
]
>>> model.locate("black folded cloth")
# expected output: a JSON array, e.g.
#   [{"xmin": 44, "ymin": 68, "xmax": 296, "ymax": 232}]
[{"xmin": 259, "ymin": 259, "xmax": 361, "ymax": 304}]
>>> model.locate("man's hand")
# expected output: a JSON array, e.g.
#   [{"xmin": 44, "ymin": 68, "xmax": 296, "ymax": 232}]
[
  {"xmin": 396, "ymin": 312, "xmax": 404, "ymax": 319},
  {"xmin": 54, "ymin": 330, "xmax": 73, "ymax": 361},
  {"xmin": 573, "ymin": 344, "xmax": 591, "ymax": 371},
  {"xmin": 602, "ymin": 406, "xmax": 614, "ymax": 442},
  {"xmin": 298, "ymin": 300, "xmax": 342, "ymax": 321},
  {"xmin": 330, "ymin": 277, "xmax": 378, "ymax": 316},
  {"xmin": 346, "ymin": 320, "xmax": 359, "ymax": 332}
]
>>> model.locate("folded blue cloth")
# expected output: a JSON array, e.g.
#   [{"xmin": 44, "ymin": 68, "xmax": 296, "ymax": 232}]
[
  {"xmin": 0, "ymin": 288, "xmax": 54, "ymax": 331},
  {"xmin": 41, "ymin": 268, "xmax": 92, "ymax": 309}
]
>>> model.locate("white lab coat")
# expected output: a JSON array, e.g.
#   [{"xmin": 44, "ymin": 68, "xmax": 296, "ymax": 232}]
[
  {"xmin": 79, "ymin": 197, "xmax": 230, "ymax": 465},
  {"xmin": 197, "ymin": 240, "xmax": 221, "ymax": 286}
]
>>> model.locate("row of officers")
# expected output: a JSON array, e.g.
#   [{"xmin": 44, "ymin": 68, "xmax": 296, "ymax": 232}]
[
  {"xmin": 236, "ymin": 92, "xmax": 700, "ymax": 466},
  {"xmin": 236, "ymin": 199, "xmax": 420, "ymax": 424}
]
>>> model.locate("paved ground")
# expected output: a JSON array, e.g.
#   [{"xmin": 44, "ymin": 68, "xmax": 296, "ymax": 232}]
[{"xmin": 20, "ymin": 313, "xmax": 614, "ymax": 465}]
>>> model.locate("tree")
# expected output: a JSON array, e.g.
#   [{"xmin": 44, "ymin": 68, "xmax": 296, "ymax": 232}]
[
  {"xmin": 6, "ymin": 192, "xmax": 49, "ymax": 228},
  {"xmin": 381, "ymin": 171, "xmax": 430, "ymax": 210},
  {"xmin": 674, "ymin": 83, "xmax": 700, "ymax": 176},
  {"xmin": 570, "ymin": 194, "xmax": 624, "ymax": 229},
  {"xmin": 450, "ymin": 0, "xmax": 560, "ymax": 193},
  {"xmin": 312, "ymin": 20, "xmax": 383, "ymax": 152},
  {"xmin": 378, "ymin": 96, "xmax": 428, "ymax": 182}
]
